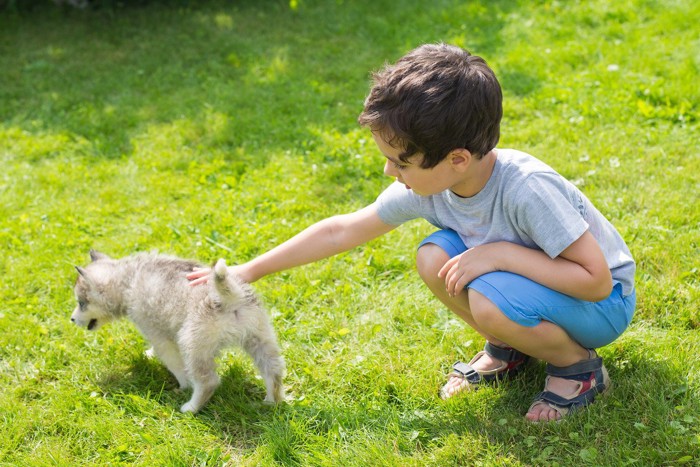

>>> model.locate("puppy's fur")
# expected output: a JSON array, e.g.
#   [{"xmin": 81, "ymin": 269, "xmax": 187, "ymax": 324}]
[{"xmin": 71, "ymin": 250, "xmax": 286, "ymax": 413}]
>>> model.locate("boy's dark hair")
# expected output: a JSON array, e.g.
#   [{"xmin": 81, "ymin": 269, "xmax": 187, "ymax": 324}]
[{"xmin": 358, "ymin": 43, "xmax": 502, "ymax": 168}]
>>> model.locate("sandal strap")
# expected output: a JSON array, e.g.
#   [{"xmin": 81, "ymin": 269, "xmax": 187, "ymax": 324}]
[
  {"xmin": 484, "ymin": 342, "xmax": 527, "ymax": 362},
  {"xmin": 533, "ymin": 388, "xmax": 598, "ymax": 412},
  {"xmin": 451, "ymin": 361, "xmax": 482, "ymax": 384},
  {"xmin": 529, "ymin": 359, "xmax": 610, "ymax": 419},
  {"xmin": 449, "ymin": 344, "xmax": 529, "ymax": 385},
  {"xmin": 443, "ymin": 346, "xmax": 531, "ymax": 399},
  {"xmin": 545, "ymin": 357, "xmax": 603, "ymax": 379}
]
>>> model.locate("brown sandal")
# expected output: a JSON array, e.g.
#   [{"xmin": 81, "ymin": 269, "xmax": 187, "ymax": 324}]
[
  {"xmin": 527, "ymin": 350, "xmax": 610, "ymax": 421},
  {"xmin": 440, "ymin": 342, "xmax": 530, "ymax": 399}
]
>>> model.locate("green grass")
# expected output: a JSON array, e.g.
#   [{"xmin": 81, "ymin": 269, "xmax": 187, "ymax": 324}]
[{"xmin": 1, "ymin": 0, "xmax": 699, "ymax": 465}]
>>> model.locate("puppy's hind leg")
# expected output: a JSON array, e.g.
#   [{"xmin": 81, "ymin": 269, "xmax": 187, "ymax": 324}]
[
  {"xmin": 179, "ymin": 335, "xmax": 221, "ymax": 413},
  {"xmin": 149, "ymin": 340, "xmax": 189, "ymax": 390},
  {"xmin": 243, "ymin": 330, "xmax": 286, "ymax": 404},
  {"xmin": 180, "ymin": 359, "xmax": 220, "ymax": 413}
]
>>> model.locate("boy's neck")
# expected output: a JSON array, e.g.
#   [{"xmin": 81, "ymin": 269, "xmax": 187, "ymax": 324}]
[{"xmin": 450, "ymin": 150, "xmax": 497, "ymax": 198}]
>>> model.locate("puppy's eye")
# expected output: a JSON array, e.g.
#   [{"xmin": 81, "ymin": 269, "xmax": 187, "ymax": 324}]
[{"xmin": 78, "ymin": 300, "xmax": 87, "ymax": 309}]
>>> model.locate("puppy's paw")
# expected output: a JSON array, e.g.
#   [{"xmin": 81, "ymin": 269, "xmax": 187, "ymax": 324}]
[
  {"xmin": 180, "ymin": 401, "xmax": 199, "ymax": 413},
  {"xmin": 264, "ymin": 389, "xmax": 287, "ymax": 404},
  {"xmin": 144, "ymin": 347, "xmax": 156, "ymax": 359}
]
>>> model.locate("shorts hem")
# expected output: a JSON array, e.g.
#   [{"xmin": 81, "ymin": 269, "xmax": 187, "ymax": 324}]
[{"xmin": 468, "ymin": 278, "xmax": 540, "ymax": 328}]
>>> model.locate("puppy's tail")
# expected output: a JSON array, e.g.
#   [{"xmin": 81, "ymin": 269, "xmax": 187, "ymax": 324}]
[{"xmin": 212, "ymin": 259, "xmax": 246, "ymax": 304}]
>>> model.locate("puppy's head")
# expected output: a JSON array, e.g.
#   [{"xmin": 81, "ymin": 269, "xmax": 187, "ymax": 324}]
[{"xmin": 71, "ymin": 250, "xmax": 119, "ymax": 331}]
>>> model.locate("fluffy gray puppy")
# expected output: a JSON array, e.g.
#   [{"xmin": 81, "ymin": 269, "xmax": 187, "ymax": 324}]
[{"xmin": 71, "ymin": 250, "xmax": 286, "ymax": 413}]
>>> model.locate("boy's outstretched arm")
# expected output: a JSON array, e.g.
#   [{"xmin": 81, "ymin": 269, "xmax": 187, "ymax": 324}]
[
  {"xmin": 439, "ymin": 230, "xmax": 613, "ymax": 302},
  {"xmin": 188, "ymin": 203, "xmax": 396, "ymax": 285}
]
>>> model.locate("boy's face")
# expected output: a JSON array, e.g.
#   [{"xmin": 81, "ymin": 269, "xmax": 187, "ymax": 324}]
[{"xmin": 372, "ymin": 131, "xmax": 460, "ymax": 196}]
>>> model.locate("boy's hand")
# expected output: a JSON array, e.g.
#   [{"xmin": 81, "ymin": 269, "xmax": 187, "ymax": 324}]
[
  {"xmin": 187, "ymin": 264, "xmax": 256, "ymax": 285},
  {"xmin": 438, "ymin": 243, "xmax": 501, "ymax": 297},
  {"xmin": 187, "ymin": 267, "xmax": 211, "ymax": 286}
]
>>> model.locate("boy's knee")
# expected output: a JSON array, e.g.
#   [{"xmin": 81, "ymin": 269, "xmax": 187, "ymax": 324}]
[
  {"xmin": 416, "ymin": 244, "xmax": 449, "ymax": 283},
  {"xmin": 468, "ymin": 289, "xmax": 508, "ymax": 332}
]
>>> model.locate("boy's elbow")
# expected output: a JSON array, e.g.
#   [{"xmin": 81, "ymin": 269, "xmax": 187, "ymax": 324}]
[
  {"xmin": 589, "ymin": 287, "xmax": 612, "ymax": 303},
  {"xmin": 324, "ymin": 215, "xmax": 352, "ymax": 250},
  {"xmin": 589, "ymin": 272, "xmax": 613, "ymax": 302}
]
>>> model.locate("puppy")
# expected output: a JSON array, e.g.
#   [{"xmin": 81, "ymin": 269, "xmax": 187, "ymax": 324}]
[{"xmin": 71, "ymin": 250, "xmax": 286, "ymax": 413}]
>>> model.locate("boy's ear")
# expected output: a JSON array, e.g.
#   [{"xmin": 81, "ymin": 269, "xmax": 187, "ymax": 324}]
[
  {"xmin": 448, "ymin": 148, "xmax": 473, "ymax": 171},
  {"xmin": 89, "ymin": 249, "xmax": 110, "ymax": 262}
]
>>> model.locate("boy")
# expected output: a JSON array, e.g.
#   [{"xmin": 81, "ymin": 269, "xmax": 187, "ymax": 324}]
[{"xmin": 188, "ymin": 43, "xmax": 636, "ymax": 422}]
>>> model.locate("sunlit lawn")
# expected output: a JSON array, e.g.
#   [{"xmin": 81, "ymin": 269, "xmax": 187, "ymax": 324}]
[{"xmin": 1, "ymin": 0, "xmax": 698, "ymax": 465}]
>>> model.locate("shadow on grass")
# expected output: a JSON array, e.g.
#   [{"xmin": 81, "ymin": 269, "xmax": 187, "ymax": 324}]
[
  {"xmin": 1, "ymin": 0, "xmax": 542, "ymax": 167},
  {"xmin": 191, "ymin": 353, "xmax": 692, "ymax": 465},
  {"xmin": 94, "ymin": 352, "xmax": 272, "ymax": 415},
  {"xmin": 83, "ymin": 340, "xmax": 696, "ymax": 464}
]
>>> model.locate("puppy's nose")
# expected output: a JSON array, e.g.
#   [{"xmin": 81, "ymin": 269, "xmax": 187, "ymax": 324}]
[{"xmin": 71, "ymin": 318, "xmax": 75, "ymax": 322}]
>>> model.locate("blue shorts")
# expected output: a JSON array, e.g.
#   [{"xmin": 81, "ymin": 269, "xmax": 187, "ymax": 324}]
[{"xmin": 419, "ymin": 229, "xmax": 636, "ymax": 349}]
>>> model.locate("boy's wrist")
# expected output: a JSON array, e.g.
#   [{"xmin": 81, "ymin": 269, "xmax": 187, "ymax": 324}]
[
  {"xmin": 493, "ymin": 241, "xmax": 522, "ymax": 273},
  {"xmin": 233, "ymin": 262, "xmax": 259, "ymax": 283}
]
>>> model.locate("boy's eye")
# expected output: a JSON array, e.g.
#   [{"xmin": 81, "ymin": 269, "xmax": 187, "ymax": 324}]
[{"xmin": 393, "ymin": 162, "xmax": 407, "ymax": 170}]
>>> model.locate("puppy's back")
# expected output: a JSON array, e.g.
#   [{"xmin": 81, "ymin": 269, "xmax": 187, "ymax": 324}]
[{"xmin": 125, "ymin": 254, "xmax": 206, "ymax": 333}]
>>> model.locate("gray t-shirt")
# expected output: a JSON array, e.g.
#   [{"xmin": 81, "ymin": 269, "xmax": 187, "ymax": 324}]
[{"xmin": 375, "ymin": 149, "xmax": 635, "ymax": 296}]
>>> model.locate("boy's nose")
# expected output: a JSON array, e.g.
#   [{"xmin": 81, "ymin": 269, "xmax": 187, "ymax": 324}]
[{"xmin": 383, "ymin": 160, "xmax": 396, "ymax": 177}]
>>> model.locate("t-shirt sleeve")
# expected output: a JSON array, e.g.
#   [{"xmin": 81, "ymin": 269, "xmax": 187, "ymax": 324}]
[
  {"xmin": 375, "ymin": 181, "xmax": 423, "ymax": 226},
  {"xmin": 511, "ymin": 173, "xmax": 589, "ymax": 258}
]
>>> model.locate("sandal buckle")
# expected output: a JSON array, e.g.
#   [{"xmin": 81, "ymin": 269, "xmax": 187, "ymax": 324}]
[{"xmin": 452, "ymin": 361, "xmax": 478, "ymax": 379}]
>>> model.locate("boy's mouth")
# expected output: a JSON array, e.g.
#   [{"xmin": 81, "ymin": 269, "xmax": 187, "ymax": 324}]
[{"xmin": 396, "ymin": 178, "xmax": 410, "ymax": 190}]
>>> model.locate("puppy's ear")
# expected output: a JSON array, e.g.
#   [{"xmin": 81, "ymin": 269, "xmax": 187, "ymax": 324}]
[
  {"xmin": 75, "ymin": 266, "xmax": 88, "ymax": 278},
  {"xmin": 89, "ymin": 250, "xmax": 110, "ymax": 262}
]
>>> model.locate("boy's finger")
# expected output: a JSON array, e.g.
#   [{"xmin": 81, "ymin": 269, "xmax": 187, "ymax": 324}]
[
  {"xmin": 450, "ymin": 268, "xmax": 469, "ymax": 297},
  {"xmin": 188, "ymin": 276, "xmax": 208, "ymax": 287},
  {"xmin": 186, "ymin": 268, "xmax": 211, "ymax": 280},
  {"xmin": 455, "ymin": 276, "xmax": 468, "ymax": 294},
  {"xmin": 444, "ymin": 265, "xmax": 460, "ymax": 296},
  {"xmin": 438, "ymin": 256, "xmax": 458, "ymax": 278}
]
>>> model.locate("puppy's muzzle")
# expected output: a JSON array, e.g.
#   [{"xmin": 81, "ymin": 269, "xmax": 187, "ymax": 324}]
[{"xmin": 71, "ymin": 317, "xmax": 98, "ymax": 330}]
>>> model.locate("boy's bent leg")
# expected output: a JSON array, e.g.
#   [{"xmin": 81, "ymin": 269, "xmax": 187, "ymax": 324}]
[
  {"xmin": 417, "ymin": 241, "xmax": 528, "ymax": 398},
  {"xmin": 419, "ymin": 230, "xmax": 631, "ymax": 419},
  {"xmin": 468, "ymin": 288, "xmax": 610, "ymax": 421},
  {"xmin": 468, "ymin": 290, "xmax": 590, "ymax": 367},
  {"xmin": 416, "ymin": 243, "xmax": 499, "ymax": 342}
]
